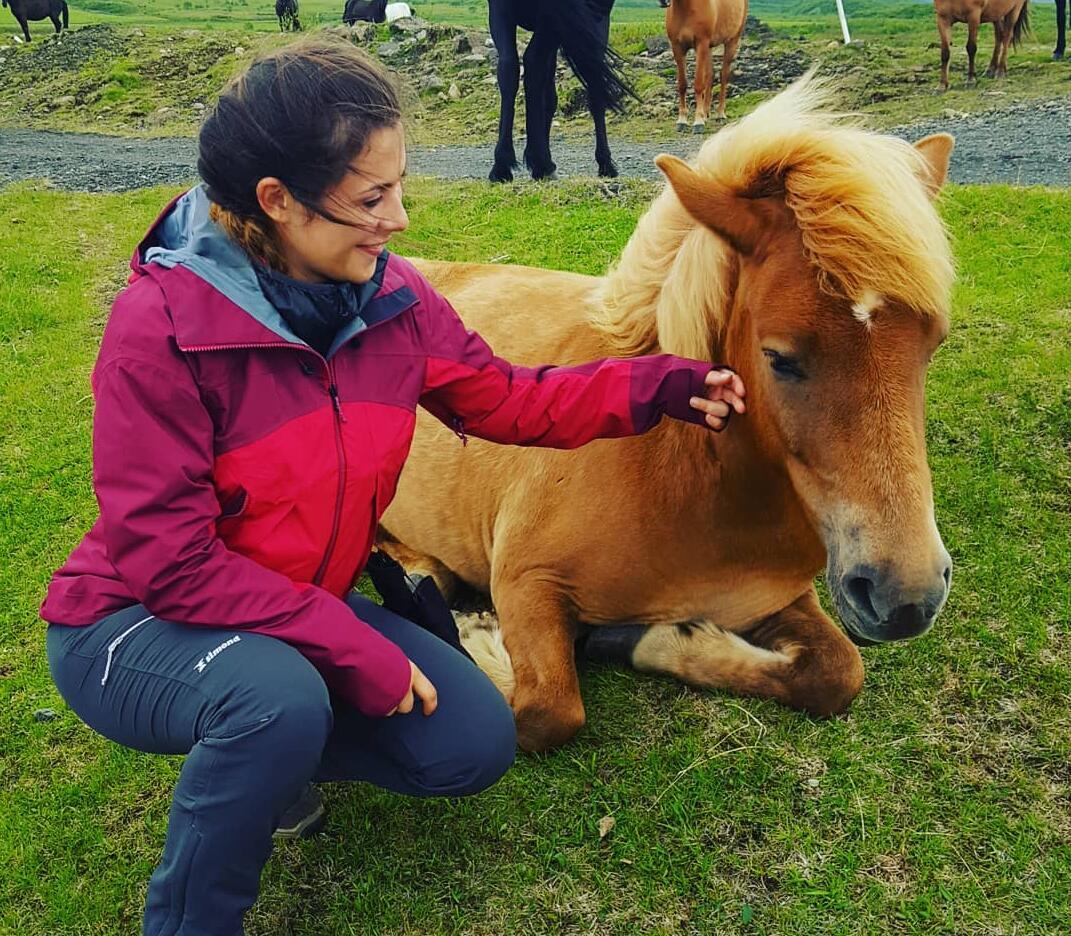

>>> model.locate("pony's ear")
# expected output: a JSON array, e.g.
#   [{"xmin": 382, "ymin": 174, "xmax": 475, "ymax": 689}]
[
  {"xmin": 655, "ymin": 154, "xmax": 766, "ymax": 255},
  {"xmin": 913, "ymin": 133, "xmax": 954, "ymax": 199}
]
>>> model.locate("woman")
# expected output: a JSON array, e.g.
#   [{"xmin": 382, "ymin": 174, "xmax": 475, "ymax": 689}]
[{"xmin": 40, "ymin": 38, "xmax": 746, "ymax": 935}]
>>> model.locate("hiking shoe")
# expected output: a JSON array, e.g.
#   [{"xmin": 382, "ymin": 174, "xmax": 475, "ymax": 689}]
[{"xmin": 273, "ymin": 783, "xmax": 326, "ymax": 840}]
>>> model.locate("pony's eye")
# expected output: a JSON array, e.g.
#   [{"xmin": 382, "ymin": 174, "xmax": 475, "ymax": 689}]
[{"xmin": 763, "ymin": 349, "xmax": 806, "ymax": 380}]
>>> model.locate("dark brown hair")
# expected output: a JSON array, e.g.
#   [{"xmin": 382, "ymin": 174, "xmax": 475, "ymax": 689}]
[{"xmin": 198, "ymin": 36, "xmax": 403, "ymax": 267}]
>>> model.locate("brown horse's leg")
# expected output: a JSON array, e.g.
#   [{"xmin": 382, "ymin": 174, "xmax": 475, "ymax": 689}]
[
  {"xmin": 672, "ymin": 41, "xmax": 689, "ymax": 131},
  {"xmin": 581, "ymin": 589, "xmax": 863, "ymax": 716},
  {"xmin": 693, "ymin": 39, "xmax": 713, "ymax": 132},
  {"xmin": 966, "ymin": 13, "xmax": 981, "ymax": 84},
  {"xmin": 936, "ymin": 14, "xmax": 952, "ymax": 90},
  {"xmin": 715, "ymin": 35, "xmax": 741, "ymax": 121},
  {"xmin": 986, "ymin": 22, "xmax": 1004, "ymax": 77},
  {"xmin": 492, "ymin": 573, "xmax": 584, "ymax": 751}
]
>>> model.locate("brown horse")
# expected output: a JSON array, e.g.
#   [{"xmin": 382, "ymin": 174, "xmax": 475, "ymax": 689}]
[
  {"xmin": 2, "ymin": 0, "xmax": 67, "ymax": 43},
  {"xmin": 664, "ymin": 0, "xmax": 748, "ymax": 131},
  {"xmin": 380, "ymin": 76, "xmax": 956, "ymax": 751},
  {"xmin": 933, "ymin": 0, "xmax": 1030, "ymax": 90}
]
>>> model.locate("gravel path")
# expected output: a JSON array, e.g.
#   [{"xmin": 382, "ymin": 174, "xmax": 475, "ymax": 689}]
[{"xmin": 1, "ymin": 98, "xmax": 1068, "ymax": 191}]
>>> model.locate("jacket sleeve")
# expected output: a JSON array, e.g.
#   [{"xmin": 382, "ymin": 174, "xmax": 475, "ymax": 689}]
[
  {"xmin": 90, "ymin": 285, "xmax": 411, "ymax": 717},
  {"xmin": 415, "ymin": 286, "xmax": 713, "ymax": 448}
]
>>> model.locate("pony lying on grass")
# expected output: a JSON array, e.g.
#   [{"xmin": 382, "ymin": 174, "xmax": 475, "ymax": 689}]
[{"xmin": 380, "ymin": 75, "xmax": 957, "ymax": 752}]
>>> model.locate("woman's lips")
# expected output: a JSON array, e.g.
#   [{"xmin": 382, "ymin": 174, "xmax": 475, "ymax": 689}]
[{"xmin": 357, "ymin": 243, "xmax": 385, "ymax": 257}]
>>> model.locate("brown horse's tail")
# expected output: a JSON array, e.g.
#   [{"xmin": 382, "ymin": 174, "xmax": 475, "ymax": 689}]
[
  {"xmin": 1012, "ymin": 1, "xmax": 1030, "ymax": 48},
  {"xmin": 541, "ymin": 0, "xmax": 636, "ymax": 114}
]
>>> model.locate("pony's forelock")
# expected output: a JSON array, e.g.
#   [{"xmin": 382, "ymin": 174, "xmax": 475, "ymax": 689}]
[{"xmin": 596, "ymin": 73, "xmax": 954, "ymax": 358}]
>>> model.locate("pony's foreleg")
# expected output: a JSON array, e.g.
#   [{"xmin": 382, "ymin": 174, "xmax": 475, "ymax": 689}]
[
  {"xmin": 936, "ymin": 14, "xmax": 952, "ymax": 90},
  {"xmin": 581, "ymin": 590, "xmax": 863, "ymax": 717},
  {"xmin": 672, "ymin": 41, "xmax": 689, "ymax": 131},
  {"xmin": 493, "ymin": 573, "xmax": 585, "ymax": 751},
  {"xmin": 1055, "ymin": 0, "xmax": 1067, "ymax": 59},
  {"xmin": 985, "ymin": 21, "xmax": 1004, "ymax": 77},
  {"xmin": 965, "ymin": 13, "xmax": 981, "ymax": 84},
  {"xmin": 693, "ymin": 40, "xmax": 713, "ymax": 132},
  {"xmin": 715, "ymin": 35, "xmax": 741, "ymax": 121}
]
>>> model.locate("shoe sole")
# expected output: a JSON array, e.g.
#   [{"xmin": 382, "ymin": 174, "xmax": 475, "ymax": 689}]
[{"xmin": 273, "ymin": 802, "xmax": 326, "ymax": 841}]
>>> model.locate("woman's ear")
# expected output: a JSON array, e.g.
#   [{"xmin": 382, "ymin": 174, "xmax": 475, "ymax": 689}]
[{"xmin": 255, "ymin": 177, "xmax": 296, "ymax": 224}]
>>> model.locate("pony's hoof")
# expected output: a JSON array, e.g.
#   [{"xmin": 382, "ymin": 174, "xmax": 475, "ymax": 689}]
[
  {"xmin": 598, "ymin": 161, "xmax": 619, "ymax": 179},
  {"xmin": 531, "ymin": 171, "xmax": 559, "ymax": 182},
  {"xmin": 934, "ymin": 84, "xmax": 948, "ymax": 94},
  {"xmin": 984, "ymin": 67, "xmax": 996, "ymax": 79},
  {"xmin": 488, "ymin": 167, "xmax": 513, "ymax": 183},
  {"xmin": 1053, "ymin": 50, "xmax": 1065, "ymax": 61},
  {"xmin": 676, "ymin": 121, "xmax": 689, "ymax": 133},
  {"xmin": 692, "ymin": 122, "xmax": 706, "ymax": 134}
]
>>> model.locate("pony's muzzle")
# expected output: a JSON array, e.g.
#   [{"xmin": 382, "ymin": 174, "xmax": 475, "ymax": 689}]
[{"xmin": 839, "ymin": 553, "xmax": 952, "ymax": 643}]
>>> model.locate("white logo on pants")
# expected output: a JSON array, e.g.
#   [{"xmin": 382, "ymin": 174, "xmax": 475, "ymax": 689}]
[{"xmin": 195, "ymin": 635, "xmax": 242, "ymax": 674}]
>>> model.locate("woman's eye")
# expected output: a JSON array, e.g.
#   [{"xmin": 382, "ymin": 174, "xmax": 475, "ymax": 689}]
[
  {"xmin": 763, "ymin": 349, "xmax": 806, "ymax": 380},
  {"xmin": 363, "ymin": 197, "xmax": 383, "ymax": 210}
]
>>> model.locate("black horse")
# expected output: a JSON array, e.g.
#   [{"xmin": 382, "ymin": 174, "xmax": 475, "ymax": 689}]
[
  {"xmin": 343, "ymin": 0, "xmax": 387, "ymax": 25},
  {"xmin": 1055, "ymin": 0, "xmax": 1068, "ymax": 59},
  {"xmin": 488, "ymin": 0, "xmax": 633, "ymax": 182},
  {"xmin": 276, "ymin": 0, "xmax": 301, "ymax": 31},
  {"xmin": 2, "ymin": 0, "xmax": 67, "ymax": 42}
]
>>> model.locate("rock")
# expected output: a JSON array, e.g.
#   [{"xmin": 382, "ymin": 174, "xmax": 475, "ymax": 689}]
[
  {"xmin": 645, "ymin": 35, "xmax": 669, "ymax": 56},
  {"xmin": 448, "ymin": 82, "xmax": 461, "ymax": 101},
  {"xmin": 389, "ymin": 16, "xmax": 429, "ymax": 34},
  {"xmin": 415, "ymin": 29, "xmax": 427, "ymax": 41},
  {"xmin": 131, "ymin": 28, "xmax": 144, "ymax": 37},
  {"xmin": 191, "ymin": 102, "xmax": 205, "ymax": 111},
  {"xmin": 55, "ymin": 95, "xmax": 75, "ymax": 106},
  {"xmin": 461, "ymin": 52, "xmax": 487, "ymax": 64},
  {"xmin": 33, "ymin": 708, "xmax": 60, "ymax": 722},
  {"xmin": 421, "ymin": 73, "xmax": 445, "ymax": 92},
  {"xmin": 484, "ymin": 36, "xmax": 495, "ymax": 48},
  {"xmin": 377, "ymin": 41, "xmax": 401, "ymax": 58},
  {"xmin": 455, "ymin": 34, "xmax": 471, "ymax": 54},
  {"xmin": 234, "ymin": 46, "xmax": 246, "ymax": 56}
]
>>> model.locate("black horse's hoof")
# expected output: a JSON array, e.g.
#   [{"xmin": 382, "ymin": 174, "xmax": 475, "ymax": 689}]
[
  {"xmin": 598, "ymin": 161, "xmax": 619, "ymax": 179},
  {"xmin": 531, "ymin": 170, "xmax": 559, "ymax": 182},
  {"xmin": 1053, "ymin": 50, "xmax": 1065, "ymax": 61},
  {"xmin": 488, "ymin": 166, "xmax": 514, "ymax": 183}
]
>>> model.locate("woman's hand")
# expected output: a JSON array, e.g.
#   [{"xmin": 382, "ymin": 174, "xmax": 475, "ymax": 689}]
[
  {"xmin": 689, "ymin": 367, "xmax": 747, "ymax": 432},
  {"xmin": 387, "ymin": 659, "xmax": 438, "ymax": 717}
]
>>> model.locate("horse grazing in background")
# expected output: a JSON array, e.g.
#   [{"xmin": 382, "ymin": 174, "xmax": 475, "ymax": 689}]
[
  {"xmin": 2, "ymin": 0, "xmax": 67, "ymax": 43},
  {"xmin": 343, "ymin": 0, "xmax": 386, "ymax": 24},
  {"xmin": 379, "ymin": 75, "xmax": 957, "ymax": 751},
  {"xmin": 665, "ymin": 0, "xmax": 748, "ymax": 131},
  {"xmin": 933, "ymin": 0, "xmax": 1029, "ymax": 89},
  {"xmin": 488, "ymin": 0, "xmax": 634, "ymax": 182},
  {"xmin": 275, "ymin": 0, "xmax": 301, "ymax": 31},
  {"xmin": 1054, "ymin": 0, "xmax": 1068, "ymax": 58}
]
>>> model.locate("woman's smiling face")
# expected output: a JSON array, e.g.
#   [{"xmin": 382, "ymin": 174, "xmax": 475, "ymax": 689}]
[{"xmin": 256, "ymin": 123, "xmax": 409, "ymax": 284}]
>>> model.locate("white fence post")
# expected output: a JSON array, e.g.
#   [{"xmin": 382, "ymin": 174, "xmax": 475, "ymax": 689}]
[{"xmin": 835, "ymin": 0, "xmax": 852, "ymax": 43}]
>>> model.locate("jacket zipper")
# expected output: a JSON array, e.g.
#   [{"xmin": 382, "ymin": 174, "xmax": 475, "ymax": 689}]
[
  {"xmin": 101, "ymin": 613, "xmax": 155, "ymax": 686},
  {"xmin": 312, "ymin": 358, "xmax": 348, "ymax": 587}
]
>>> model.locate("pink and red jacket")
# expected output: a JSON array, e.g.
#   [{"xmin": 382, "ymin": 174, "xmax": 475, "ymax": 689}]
[{"xmin": 41, "ymin": 186, "xmax": 714, "ymax": 717}]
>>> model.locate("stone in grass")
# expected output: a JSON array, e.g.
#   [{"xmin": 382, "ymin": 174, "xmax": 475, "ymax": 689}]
[
  {"xmin": 377, "ymin": 41, "xmax": 401, "ymax": 58},
  {"xmin": 448, "ymin": 82, "xmax": 461, "ymax": 101},
  {"xmin": 421, "ymin": 74, "xmax": 445, "ymax": 93},
  {"xmin": 34, "ymin": 708, "xmax": 60, "ymax": 722},
  {"xmin": 455, "ymin": 35, "xmax": 471, "ymax": 54}
]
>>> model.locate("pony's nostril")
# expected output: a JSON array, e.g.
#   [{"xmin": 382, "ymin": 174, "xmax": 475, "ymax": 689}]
[
  {"xmin": 846, "ymin": 575, "xmax": 879, "ymax": 626},
  {"xmin": 942, "ymin": 563, "xmax": 952, "ymax": 590}
]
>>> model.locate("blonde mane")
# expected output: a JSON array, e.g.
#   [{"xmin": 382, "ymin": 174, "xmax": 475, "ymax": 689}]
[{"xmin": 595, "ymin": 74, "xmax": 955, "ymax": 359}]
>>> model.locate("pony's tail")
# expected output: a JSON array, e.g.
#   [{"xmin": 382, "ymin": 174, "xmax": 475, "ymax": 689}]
[
  {"xmin": 542, "ymin": 0, "xmax": 635, "ymax": 114},
  {"xmin": 1012, "ymin": 1, "xmax": 1030, "ymax": 48}
]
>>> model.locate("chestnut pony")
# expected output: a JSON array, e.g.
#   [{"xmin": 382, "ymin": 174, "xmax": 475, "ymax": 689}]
[
  {"xmin": 933, "ymin": 0, "xmax": 1030, "ymax": 90},
  {"xmin": 665, "ymin": 0, "xmax": 748, "ymax": 131},
  {"xmin": 380, "ymin": 77, "xmax": 956, "ymax": 751}
]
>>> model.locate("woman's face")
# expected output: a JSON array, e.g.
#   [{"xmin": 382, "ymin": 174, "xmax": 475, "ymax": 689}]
[{"xmin": 258, "ymin": 123, "xmax": 409, "ymax": 284}]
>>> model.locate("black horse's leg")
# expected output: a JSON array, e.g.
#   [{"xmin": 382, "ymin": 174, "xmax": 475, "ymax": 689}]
[
  {"xmin": 488, "ymin": 0, "xmax": 520, "ymax": 182},
  {"xmin": 522, "ymin": 29, "xmax": 559, "ymax": 180},
  {"xmin": 51, "ymin": 13, "xmax": 61, "ymax": 33},
  {"xmin": 1056, "ymin": 0, "xmax": 1067, "ymax": 59},
  {"xmin": 590, "ymin": 10, "xmax": 618, "ymax": 178},
  {"xmin": 19, "ymin": 16, "xmax": 31, "ymax": 42}
]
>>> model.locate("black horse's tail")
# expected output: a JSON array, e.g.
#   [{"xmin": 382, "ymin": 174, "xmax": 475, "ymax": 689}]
[
  {"xmin": 1011, "ymin": 1, "xmax": 1030, "ymax": 48},
  {"xmin": 540, "ymin": 0, "xmax": 635, "ymax": 114}
]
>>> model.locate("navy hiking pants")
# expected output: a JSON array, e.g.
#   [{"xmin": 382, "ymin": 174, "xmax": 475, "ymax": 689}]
[{"xmin": 46, "ymin": 593, "xmax": 516, "ymax": 936}]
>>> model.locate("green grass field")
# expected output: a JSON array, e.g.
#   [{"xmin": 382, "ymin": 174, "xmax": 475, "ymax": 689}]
[
  {"xmin": 1, "ymin": 0, "xmax": 1069, "ymax": 141},
  {"xmin": 0, "ymin": 176, "xmax": 1069, "ymax": 934}
]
